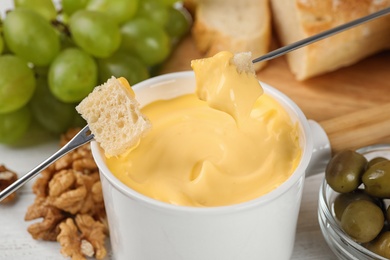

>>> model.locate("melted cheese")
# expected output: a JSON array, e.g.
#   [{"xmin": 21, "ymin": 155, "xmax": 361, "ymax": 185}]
[{"xmin": 106, "ymin": 51, "xmax": 301, "ymax": 207}]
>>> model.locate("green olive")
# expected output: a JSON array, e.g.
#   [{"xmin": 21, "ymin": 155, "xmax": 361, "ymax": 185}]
[
  {"xmin": 367, "ymin": 157, "xmax": 389, "ymax": 169},
  {"xmin": 363, "ymin": 160, "xmax": 390, "ymax": 198},
  {"xmin": 333, "ymin": 189, "xmax": 379, "ymax": 221},
  {"xmin": 325, "ymin": 150, "xmax": 367, "ymax": 193},
  {"xmin": 366, "ymin": 231, "xmax": 390, "ymax": 258},
  {"xmin": 341, "ymin": 200, "xmax": 384, "ymax": 243}
]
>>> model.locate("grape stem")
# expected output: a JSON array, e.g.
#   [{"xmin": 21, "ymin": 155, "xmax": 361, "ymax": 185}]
[{"xmin": 51, "ymin": 19, "xmax": 71, "ymax": 37}]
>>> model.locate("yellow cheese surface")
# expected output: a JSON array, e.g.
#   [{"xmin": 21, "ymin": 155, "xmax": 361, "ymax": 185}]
[{"xmin": 106, "ymin": 52, "xmax": 301, "ymax": 207}]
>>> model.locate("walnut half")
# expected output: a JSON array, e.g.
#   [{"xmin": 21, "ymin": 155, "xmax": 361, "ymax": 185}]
[
  {"xmin": 57, "ymin": 214, "xmax": 107, "ymax": 260},
  {"xmin": 0, "ymin": 164, "xmax": 18, "ymax": 204}
]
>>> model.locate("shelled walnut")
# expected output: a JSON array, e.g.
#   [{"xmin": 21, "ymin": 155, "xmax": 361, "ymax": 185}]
[
  {"xmin": 25, "ymin": 128, "xmax": 108, "ymax": 260},
  {"xmin": 25, "ymin": 197, "xmax": 67, "ymax": 241},
  {"xmin": 58, "ymin": 214, "xmax": 107, "ymax": 260},
  {"xmin": 0, "ymin": 164, "xmax": 18, "ymax": 204}
]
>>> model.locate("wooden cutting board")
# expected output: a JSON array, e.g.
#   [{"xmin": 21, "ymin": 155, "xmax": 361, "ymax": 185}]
[{"xmin": 162, "ymin": 35, "xmax": 390, "ymax": 153}]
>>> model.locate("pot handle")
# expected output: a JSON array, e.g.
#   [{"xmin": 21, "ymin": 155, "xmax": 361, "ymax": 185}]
[{"xmin": 306, "ymin": 120, "xmax": 331, "ymax": 177}]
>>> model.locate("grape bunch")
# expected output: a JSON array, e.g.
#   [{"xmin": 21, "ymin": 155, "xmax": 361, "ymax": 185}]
[{"xmin": 0, "ymin": 0, "xmax": 191, "ymax": 145}]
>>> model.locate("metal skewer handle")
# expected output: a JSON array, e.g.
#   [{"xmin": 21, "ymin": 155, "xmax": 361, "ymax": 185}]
[{"xmin": 0, "ymin": 125, "xmax": 94, "ymax": 202}]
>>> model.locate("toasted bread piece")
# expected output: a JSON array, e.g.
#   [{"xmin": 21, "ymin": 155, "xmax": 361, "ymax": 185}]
[
  {"xmin": 76, "ymin": 77, "xmax": 151, "ymax": 157},
  {"xmin": 191, "ymin": 0, "xmax": 271, "ymax": 71},
  {"xmin": 271, "ymin": 0, "xmax": 390, "ymax": 80},
  {"xmin": 232, "ymin": 52, "xmax": 256, "ymax": 74}
]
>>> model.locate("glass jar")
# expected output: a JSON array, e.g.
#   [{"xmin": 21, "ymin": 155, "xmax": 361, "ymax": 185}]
[{"xmin": 318, "ymin": 144, "xmax": 390, "ymax": 260}]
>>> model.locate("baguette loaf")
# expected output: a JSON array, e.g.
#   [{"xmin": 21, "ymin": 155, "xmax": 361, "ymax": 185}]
[
  {"xmin": 271, "ymin": 0, "xmax": 390, "ymax": 80},
  {"xmin": 191, "ymin": 0, "xmax": 271, "ymax": 71},
  {"xmin": 76, "ymin": 77, "xmax": 151, "ymax": 157}
]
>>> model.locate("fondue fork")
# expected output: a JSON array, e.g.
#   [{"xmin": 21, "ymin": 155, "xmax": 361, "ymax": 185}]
[
  {"xmin": 0, "ymin": 125, "xmax": 94, "ymax": 202},
  {"xmin": 252, "ymin": 6, "xmax": 390, "ymax": 64}
]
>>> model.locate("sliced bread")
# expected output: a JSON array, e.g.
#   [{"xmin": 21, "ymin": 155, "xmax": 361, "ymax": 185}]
[
  {"xmin": 271, "ymin": 0, "xmax": 390, "ymax": 80},
  {"xmin": 191, "ymin": 0, "xmax": 271, "ymax": 71},
  {"xmin": 76, "ymin": 77, "xmax": 151, "ymax": 157}
]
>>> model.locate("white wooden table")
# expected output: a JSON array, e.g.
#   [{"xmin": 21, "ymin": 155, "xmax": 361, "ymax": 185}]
[{"xmin": 0, "ymin": 141, "xmax": 336, "ymax": 260}]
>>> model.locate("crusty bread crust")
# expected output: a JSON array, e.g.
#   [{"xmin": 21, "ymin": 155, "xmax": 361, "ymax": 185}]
[
  {"xmin": 76, "ymin": 77, "xmax": 151, "ymax": 157},
  {"xmin": 271, "ymin": 0, "xmax": 390, "ymax": 80},
  {"xmin": 191, "ymin": 0, "xmax": 271, "ymax": 71}
]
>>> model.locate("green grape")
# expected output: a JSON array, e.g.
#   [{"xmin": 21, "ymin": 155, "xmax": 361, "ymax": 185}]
[
  {"xmin": 14, "ymin": 0, "xmax": 57, "ymax": 21},
  {"xmin": 1, "ymin": 34, "xmax": 12, "ymax": 55},
  {"xmin": 60, "ymin": 33, "xmax": 76, "ymax": 50},
  {"xmin": 136, "ymin": 0, "xmax": 169, "ymax": 26},
  {"xmin": 86, "ymin": 0, "xmax": 139, "ymax": 25},
  {"xmin": 3, "ymin": 8, "xmax": 60, "ymax": 66},
  {"xmin": 61, "ymin": 0, "xmax": 89, "ymax": 16},
  {"xmin": 161, "ymin": 0, "xmax": 179, "ymax": 6},
  {"xmin": 34, "ymin": 66, "xmax": 49, "ymax": 77},
  {"xmin": 165, "ymin": 7, "xmax": 191, "ymax": 39},
  {"xmin": 0, "ymin": 55, "xmax": 36, "ymax": 114},
  {"xmin": 120, "ymin": 18, "xmax": 171, "ymax": 66},
  {"xmin": 0, "ymin": 35, "xmax": 3, "ymax": 54},
  {"xmin": 0, "ymin": 105, "xmax": 31, "ymax": 144},
  {"xmin": 48, "ymin": 48, "xmax": 97, "ymax": 103},
  {"xmin": 69, "ymin": 10, "xmax": 121, "ymax": 58},
  {"xmin": 30, "ymin": 76, "xmax": 76, "ymax": 134},
  {"xmin": 97, "ymin": 51, "xmax": 150, "ymax": 85},
  {"xmin": 10, "ymin": 120, "xmax": 56, "ymax": 147}
]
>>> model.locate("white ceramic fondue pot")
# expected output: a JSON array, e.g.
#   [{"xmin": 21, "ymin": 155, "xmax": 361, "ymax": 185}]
[{"xmin": 91, "ymin": 71, "xmax": 331, "ymax": 260}]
